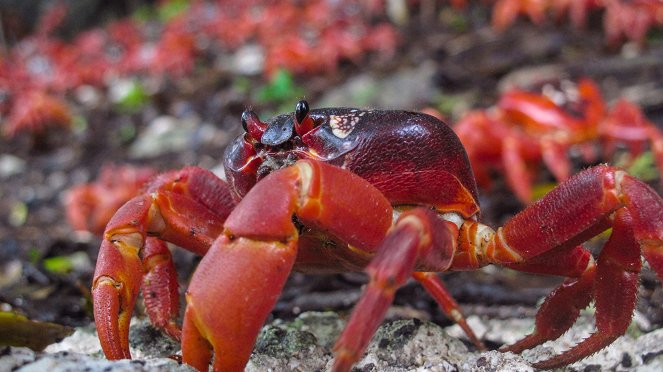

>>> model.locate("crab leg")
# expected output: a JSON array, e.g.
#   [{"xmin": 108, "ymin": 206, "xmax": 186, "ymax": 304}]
[
  {"xmin": 461, "ymin": 165, "xmax": 663, "ymax": 368},
  {"xmin": 490, "ymin": 165, "xmax": 663, "ymax": 269},
  {"xmin": 534, "ymin": 209, "xmax": 641, "ymax": 369},
  {"xmin": 181, "ymin": 160, "xmax": 393, "ymax": 371},
  {"xmin": 501, "ymin": 245, "xmax": 596, "ymax": 353},
  {"xmin": 92, "ymin": 167, "xmax": 233, "ymax": 360},
  {"xmin": 413, "ymin": 272, "xmax": 485, "ymax": 350},
  {"xmin": 332, "ymin": 208, "xmax": 461, "ymax": 372},
  {"xmin": 503, "ymin": 135, "xmax": 535, "ymax": 202},
  {"xmin": 141, "ymin": 237, "xmax": 181, "ymax": 341},
  {"xmin": 540, "ymin": 138, "xmax": 571, "ymax": 182}
]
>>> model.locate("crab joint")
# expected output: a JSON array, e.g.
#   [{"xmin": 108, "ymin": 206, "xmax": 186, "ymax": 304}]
[
  {"xmin": 94, "ymin": 275, "xmax": 123, "ymax": 290},
  {"xmin": 295, "ymin": 161, "xmax": 314, "ymax": 206},
  {"xmin": 108, "ymin": 231, "xmax": 144, "ymax": 257}
]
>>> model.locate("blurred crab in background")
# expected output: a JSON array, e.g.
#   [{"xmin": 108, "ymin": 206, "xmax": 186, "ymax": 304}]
[
  {"xmin": 1, "ymin": 89, "xmax": 72, "ymax": 139},
  {"xmin": 486, "ymin": 0, "xmax": 663, "ymax": 46},
  {"xmin": 455, "ymin": 78, "xmax": 663, "ymax": 203},
  {"xmin": 90, "ymin": 100, "xmax": 663, "ymax": 371},
  {"xmin": 65, "ymin": 164, "xmax": 157, "ymax": 235}
]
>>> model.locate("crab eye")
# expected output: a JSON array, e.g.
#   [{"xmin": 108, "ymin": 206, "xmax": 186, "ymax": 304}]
[
  {"xmin": 241, "ymin": 110, "xmax": 250, "ymax": 132},
  {"xmin": 295, "ymin": 100, "xmax": 309, "ymax": 123},
  {"xmin": 294, "ymin": 100, "xmax": 315, "ymax": 137},
  {"xmin": 241, "ymin": 109, "xmax": 268, "ymax": 141}
]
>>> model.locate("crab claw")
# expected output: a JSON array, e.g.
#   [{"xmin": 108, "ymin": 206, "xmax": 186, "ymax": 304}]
[
  {"xmin": 179, "ymin": 160, "xmax": 393, "ymax": 370},
  {"xmin": 182, "ymin": 235, "xmax": 298, "ymax": 371},
  {"xmin": 92, "ymin": 166, "xmax": 234, "ymax": 360},
  {"xmin": 92, "ymin": 231, "xmax": 145, "ymax": 359},
  {"xmin": 180, "ymin": 164, "xmax": 304, "ymax": 371}
]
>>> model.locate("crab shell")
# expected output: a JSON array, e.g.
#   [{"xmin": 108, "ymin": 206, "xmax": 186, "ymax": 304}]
[{"xmin": 224, "ymin": 108, "xmax": 480, "ymax": 219}]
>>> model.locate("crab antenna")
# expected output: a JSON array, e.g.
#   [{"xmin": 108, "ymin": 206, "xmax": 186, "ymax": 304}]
[
  {"xmin": 294, "ymin": 100, "xmax": 315, "ymax": 136},
  {"xmin": 241, "ymin": 109, "xmax": 268, "ymax": 141}
]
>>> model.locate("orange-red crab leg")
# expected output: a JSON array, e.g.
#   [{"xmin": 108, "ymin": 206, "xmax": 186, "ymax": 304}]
[
  {"xmin": 455, "ymin": 165, "xmax": 662, "ymax": 368},
  {"xmin": 332, "ymin": 208, "xmax": 472, "ymax": 371},
  {"xmin": 92, "ymin": 167, "xmax": 234, "ymax": 360},
  {"xmin": 533, "ymin": 209, "xmax": 641, "ymax": 369},
  {"xmin": 413, "ymin": 272, "xmax": 485, "ymax": 350},
  {"xmin": 181, "ymin": 160, "xmax": 393, "ymax": 371},
  {"xmin": 503, "ymin": 134, "xmax": 536, "ymax": 203},
  {"xmin": 501, "ymin": 245, "xmax": 597, "ymax": 353},
  {"xmin": 141, "ymin": 237, "xmax": 181, "ymax": 341}
]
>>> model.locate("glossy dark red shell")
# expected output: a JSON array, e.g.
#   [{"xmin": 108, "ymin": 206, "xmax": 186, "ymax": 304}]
[{"xmin": 224, "ymin": 107, "xmax": 479, "ymax": 217}]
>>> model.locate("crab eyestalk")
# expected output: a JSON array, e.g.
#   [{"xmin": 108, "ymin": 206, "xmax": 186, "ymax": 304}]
[
  {"xmin": 294, "ymin": 99, "xmax": 315, "ymax": 136},
  {"xmin": 242, "ymin": 109, "xmax": 268, "ymax": 141}
]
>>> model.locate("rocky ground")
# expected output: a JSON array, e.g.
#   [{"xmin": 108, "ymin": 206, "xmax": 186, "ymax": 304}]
[{"xmin": 3, "ymin": 310, "xmax": 663, "ymax": 371}]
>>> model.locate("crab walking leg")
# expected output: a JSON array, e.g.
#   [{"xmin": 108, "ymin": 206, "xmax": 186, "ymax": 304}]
[
  {"xmin": 333, "ymin": 208, "xmax": 458, "ymax": 372},
  {"xmin": 141, "ymin": 237, "xmax": 181, "ymax": 341},
  {"xmin": 501, "ymin": 245, "xmax": 596, "ymax": 353},
  {"xmin": 502, "ymin": 135, "xmax": 534, "ymax": 203},
  {"xmin": 534, "ymin": 210, "xmax": 641, "ymax": 369},
  {"xmin": 483, "ymin": 165, "xmax": 663, "ymax": 266},
  {"xmin": 92, "ymin": 167, "xmax": 233, "ymax": 360},
  {"xmin": 413, "ymin": 272, "xmax": 486, "ymax": 350},
  {"xmin": 540, "ymin": 138, "xmax": 571, "ymax": 182},
  {"xmin": 181, "ymin": 160, "xmax": 393, "ymax": 372},
  {"xmin": 473, "ymin": 165, "xmax": 663, "ymax": 367}
]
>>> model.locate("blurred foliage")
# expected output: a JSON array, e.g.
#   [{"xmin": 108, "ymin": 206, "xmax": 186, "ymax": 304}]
[
  {"xmin": 440, "ymin": 7, "xmax": 470, "ymax": 33},
  {"xmin": 255, "ymin": 69, "xmax": 306, "ymax": 112},
  {"xmin": 43, "ymin": 252, "xmax": 90, "ymax": 275},
  {"xmin": 623, "ymin": 152, "xmax": 659, "ymax": 183},
  {"xmin": 71, "ymin": 115, "xmax": 88, "ymax": 135},
  {"xmin": 157, "ymin": 0, "xmax": 190, "ymax": 22},
  {"xmin": 432, "ymin": 92, "xmax": 463, "ymax": 118},
  {"xmin": 8, "ymin": 201, "xmax": 28, "ymax": 227},
  {"xmin": 0, "ymin": 312, "xmax": 74, "ymax": 351},
  {"xmin": 43, "ymin": 256, "xmax": 74, "ymax": 274},
  {"xmin": 116, "ymin": 80, "xmax": 149, "ymax": 113}
]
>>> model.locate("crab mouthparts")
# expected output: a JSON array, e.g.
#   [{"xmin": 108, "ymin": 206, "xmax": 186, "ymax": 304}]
[{"xmin": 256, "ymin": 153, "xmax": 299, "ymax": 180}]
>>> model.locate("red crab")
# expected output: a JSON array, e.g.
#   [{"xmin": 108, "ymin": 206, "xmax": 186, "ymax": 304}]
[
  {"xmin": 455, "ymin": 78, "xmax": 663, "ymax": 203},
  {"xmin": 603, "ymin": 0, "xmax": 663, "ymax": 46},
  {"xmin": 2, "ymin": 90, "xmax": 72, "ymax": 138},
  {"xmin": 65, "ymin": 164, "xmax": 158, "ymax": 235},
  {"xmin": 488, "ymin": 0, "xmax": 663, "ymax": 46},
  {"xmin": 92, "ymin": 100, "xmax": 663, "ymax": 371}
]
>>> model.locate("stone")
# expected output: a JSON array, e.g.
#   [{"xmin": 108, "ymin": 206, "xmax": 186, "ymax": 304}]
[{"xmin": 6, "ymin": 311, "xmax": 663, "ymax": 371}]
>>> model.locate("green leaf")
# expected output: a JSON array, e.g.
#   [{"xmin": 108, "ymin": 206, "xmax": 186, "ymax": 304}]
[
  {"xmin": 158, "ymin": 0, "xmax": 190, "ymax": 22},
  {"xmin": 0, "ymin": 312, "xmax": 74, "ymax": 351},
  {"xmin": 255, "ymin": 69, "xmax": 306, "ymax": 105},
  {"xmin": 117, "ymin": 80, "xmax": 149, "ymax": 113},
  {"xmin": 42, "ymin": 252, "xmax": 90, "ymax": 275},
  {"xmin": 43, "ymin": 256, "xmax": 73, "ymax": 274},
  {"xmin": 625, "ymin": 151, "xmax": 659, "ymax": 182}
]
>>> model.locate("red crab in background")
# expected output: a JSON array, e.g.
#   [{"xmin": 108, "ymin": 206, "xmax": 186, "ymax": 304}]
[
  {"xmin": 1, "ymin": 89, "xmax": 72, "ymax": 139},
  {"xmin": 455, "ymin": 78, "xmax": 663, "ymax": 203},
  {"xmin": 483, "ymin": 0, "xmax": 663, "ymax": 46},
  {"xmin": 91, "ymin": 100, "xmax": 663, "ymax": 371},
  {"xmin": 65, "ymin": 164, "xmax": 158, "ymax": 235}
]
